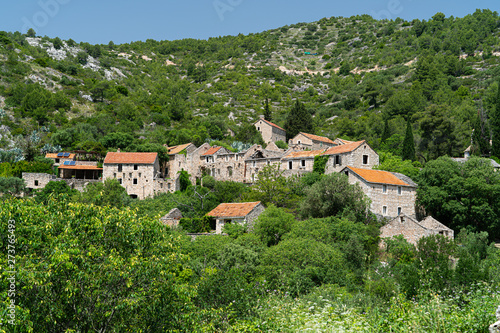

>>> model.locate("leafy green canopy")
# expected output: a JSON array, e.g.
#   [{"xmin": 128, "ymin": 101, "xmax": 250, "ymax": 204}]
[{"xmin": 0, "ymin": 198, "xmax": 202, "ymax": 332}]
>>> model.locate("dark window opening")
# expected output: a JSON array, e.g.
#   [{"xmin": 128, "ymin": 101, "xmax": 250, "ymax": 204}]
[
  {"xmin": 133, "ymin": 178, "xmax": 138, "ymax": 185},
  {"xmin": 34, "ymin": 180, "xmax": 39, "ymax": 186},
  {"xmin": 363, "ymin": 155, "xmax": 369, "ymax": 165},
  {"xmin": 118, "ymin": 165, "xmax": 122, "ymax": 172},
  {"xmin": 134, "ymin": 164, "xmax": 138, "ymax": 170},
  {"xmin": 288, "ymin": 161, "xmax": 293, "ymax": 170}
]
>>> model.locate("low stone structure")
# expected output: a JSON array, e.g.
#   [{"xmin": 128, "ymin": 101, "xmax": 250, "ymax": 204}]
[
  {"xmin": 22, "ymin": 172, "xmax": 57, "ymax": 190},
  {"xmin": 207, "ymin": 201, "xmax": 265, "ymax": 234},
  {"xmin": 380, "ymin": 213, "xmax": 453, "ymax": 246},
  {"xmin": 160, "ymin": 208, "xmax": 183, "ymax": 227},
  {"xmin": 289, "ymin": 132, "xmax": 336, "ymax": 150}
]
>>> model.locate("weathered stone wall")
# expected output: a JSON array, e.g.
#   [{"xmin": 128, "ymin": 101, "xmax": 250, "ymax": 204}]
[
  {"xmin": 22, "ymin": 173, "xmax": 57, "ymax": 190},
  {"xmin": 346, "ymin": 172, "xmax": 417, "ymax": 218},
  {"xmin": 103, "ymin": 161, "xmax": 159, "ymax": 200},
  {"xmin": 255, "ymin": 119, "xmax": 286, "ymax": 144},
  {"xmin": 281, "ymin": 156, "xmax": 315, "ymax": 174},
  {"xmin": 245, "ymin": 203, "xmax": 265, "ymax": 231},
  {"xmin": 325, "ymin": 144, "xmax": 379, "ymax": 174},
  {"xmin": 289, "ymin": 133, "xmax": 335, "ymax": 150},
  {"xmin": 64, "ymin": 179, "xmax": 101, "ymax": 192},
  {"xmin": 160, "ymin": 208, "xmax": 183, "ymax": 227},
  {"xmin": 380, "ymin": 216, "xmax": 432, "ymax": 246}
]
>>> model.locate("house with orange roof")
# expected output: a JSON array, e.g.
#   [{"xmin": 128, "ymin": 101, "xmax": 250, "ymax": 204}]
[
  {"xmin": 207, "ymin": 201, "xmax": 265, "ymax": 234},
  {"xmin": 289, "ymin": 132, "xmax": 336, "ymax": 150},
  {"xmin": 45, "ymin": 152, "xmax": 76, "ymax": 166},
  {"xmin": 103, "ymin": 152, "xmax": 176, "ymax": 199},
  {"xmin": 254, "ymin": 118, "xmax": 286, "ymax": 144},
  {"xmin": 281, "ymin": 149, "xmax": 326, "ymax": 175},
  {"xmin": 322, "ymin": 140, "xmax": 379, "ymax": 174},
  {"xmin": 341, "ymin": 166, "xmax": 417, "ymax": 218},
  {"xmin": 165, "ymin": 143, "xmax": 197, "ymax": 179}
]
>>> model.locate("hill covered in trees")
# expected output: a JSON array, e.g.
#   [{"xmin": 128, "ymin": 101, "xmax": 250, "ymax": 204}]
[{"xmin": 0, "ymin": 9, "xmax": 499, "ymax": 163}]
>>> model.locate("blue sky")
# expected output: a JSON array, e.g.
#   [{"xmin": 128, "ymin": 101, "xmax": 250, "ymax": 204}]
[{"xmin": 1, "ymin": 0, "xmax": 498, "ymax": 44}]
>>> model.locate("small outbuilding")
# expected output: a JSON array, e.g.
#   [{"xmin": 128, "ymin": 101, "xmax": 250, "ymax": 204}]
[{"xmin": 207, "ymin": 201, "xmax": 265, "ymax": 234}]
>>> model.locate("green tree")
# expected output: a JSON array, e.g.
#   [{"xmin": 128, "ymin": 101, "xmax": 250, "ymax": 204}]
[
  {"xmin": 35, "ymin": 180, "xmax": 78, "ymax": 204},
  {"xmin": 253, "ymin": 205, "xmax": 295, "ymax": 247},
  {"xmin": 402, "ymin": 118, "xmax": 416, "ymax": 161},
  {"xmin": 178, "ymin": 169, "xmax": 191, "ymax": 192},
  {"xmin": 339, "ymin": 60, "xmax": 351, "ymax": 75},
  {"xmin": 76, "ymin": 178, "xmax": 131, "ymax": 208},
  {"xmin": 263, "ymin": 97, "xmax": 272, "ymax": 121},
  {"xmin": 0, "ymin": 177, "xmax": 26, "ymax": 196},
  {"xmin": 284, "ymin": 99, "xmax": 314, "ymax": 141},
  {"xmin": 381, "ymin": 118, "xmax": 390, "ymax": 144},
  {"xmin": 234, "ymin": 122, "xmax": 265, "ymax": 145},
  {"xmin": 300, "ymin": 173, "xmax": 370, "ymax": 222},
  {"xmin": 26, "ymin": 28, "xmax": 36, "ymax": 37},
  {"xmin": 312, "ymin": 155, "xmax": 328, "ymax": 174},
  {"xmin": 491, "ymin": 80, "xmax": 500, "ymax": 158}
]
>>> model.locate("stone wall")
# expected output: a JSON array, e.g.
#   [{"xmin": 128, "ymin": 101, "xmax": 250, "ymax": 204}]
[
  {"xmin": 245, "ymin": 203, "xmax": 266, "ymax": 231},
  {"xmin": 64, "ymin": 179, "xmax": 101, "ymax": 192},
  {"xmin": 22, "ymin": 173, "xmax": 57, "ymax": 190},
  {"xmin": 325, "ymin": 143, "xmax": 379, "ymax": 174},
  {"xmin": 103, "ymin": 160, "xmax": 160, "ymax": 199},
  {"xmin": 289, "ymin": 133, "xmax": 335, "ymax": 150},
  {"xmin": 380, "ymin": 215, "xmax": 433, "ymax": 246},
  {"xmin": 255, "ymin": 119, "xmax": 286, "ymax": 144},
  {"xmin": 281, "ymin": 156, "xmax": 315, "ymax": 175}
]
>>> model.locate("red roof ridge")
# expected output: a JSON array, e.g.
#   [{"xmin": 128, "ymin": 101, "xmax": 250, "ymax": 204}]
[
  {"xmin": 299, "ymin": 132, "xmax": 335, "ymax": 144},
  {"xmin": 207, "ymin": 201, "xmax": 262, "ymax": 218},
  {"xmin": 322, "ymin": 140, "xmax": 365, "ymax": 155},
  {"xmin": 346, "ymin": 166, "xmax": 410, "ymax": 186},
  {"xmin": 104, "ymin": 152, "xmax": 158, "ymax": 164},
  {"xmin": 202, "ymin": 146, "xmax": 223, "ymax": 156}
]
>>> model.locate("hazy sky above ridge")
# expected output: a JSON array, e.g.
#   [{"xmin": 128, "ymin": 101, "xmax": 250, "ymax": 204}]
[{"xmin": 1, "ymin": 0, "xmax": 498, "ymax": 44}]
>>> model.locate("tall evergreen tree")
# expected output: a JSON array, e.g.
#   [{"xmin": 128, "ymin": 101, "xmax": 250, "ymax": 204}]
[
  {"xmin": 284, "ymin": 99, "xmax": 314, "ymax": 141},
  {"xmin": 381, "ymin": 118, "xmax": 390, "ymax": 144},
  {"xmin": 471, "ymin": 113, "xmax": 490, "ymax": 156},
  {"xmin": 402, "ymin": 118, "xmax": 416, "ymax": 161},
  {"xmin": 492, "ymin": 80, "xmax": 500, "ymax": 158},
  {"xmin": 263, "ymin": 97, "xmax": 272, "ymax": 121}
]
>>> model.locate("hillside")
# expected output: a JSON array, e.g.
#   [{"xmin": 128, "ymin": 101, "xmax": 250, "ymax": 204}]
[{"xmin": 0, "ymin": 9, "xmax": 500, "ymax": 162}]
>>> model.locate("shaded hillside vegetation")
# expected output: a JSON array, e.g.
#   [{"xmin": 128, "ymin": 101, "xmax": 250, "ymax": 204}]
[{"xmin": 0, "ymin": 9, "xmax": 499, "ymax": 163}]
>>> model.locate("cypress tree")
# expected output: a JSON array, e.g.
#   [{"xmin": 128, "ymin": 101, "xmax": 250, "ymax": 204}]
[
  {"xmin": 492, "ymin": 80, "xmax": 500, "ymax": 158},
  {"xmin": 284, "ymin": 99, "xmax": 314, "ymax": 141},
  {"xmin": 402, "ymin": 117, "xmax": 416, "ymax": 161},
  {"xmin": 471, "ymin": 114, "xmax": 490, "ymax": 156},
  {"xmin": 264, "ymin": 97, "xmax": 272, "ymax": 121},
  {"xmin": 381, "ymin": 118, "xmax": 390, "ymax": 144}
]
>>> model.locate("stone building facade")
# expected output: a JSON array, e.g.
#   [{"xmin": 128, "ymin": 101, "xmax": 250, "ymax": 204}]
[
  {"xmin": 289, "ymin": 132, "xmax": 336, "ymax": 150},
  {"xmin": 324, "ymin": 140, "xmax": 379, "ymax": 174},
  {"xmin": 22, "ymin": 172, "xmax": 57, "ymax": 190},
  {"xmin": 341, "ymin": 166, "xmax": 417, "ymax": 218},
  {"xmin": 281, "ymin": 149, "xmax": 326, "ymax": 176},
  {"xmin": 207, "ymin": 201, "xmax": 265, "ymax": 234},
  {"xmin": 103, "ymin": 152, "xmax": 175, "ymax": 199},
  {"xmin": 254, "ymin": 118, "xmax": 286, "ymax": 144},
  {"xmin": 45, "ymin": 152, "xmax": 76, "ymax": 167},
  {"xmin": 380, "ymin": 214, "xmax": 454, "ymax": 246},
  {"xmin": 160, "ymin": 208, "xmax": 183, "ymax": 228}
]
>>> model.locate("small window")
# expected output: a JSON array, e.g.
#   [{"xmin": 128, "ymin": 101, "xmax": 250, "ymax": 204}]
[
  {"xmin": 55, "ymin": 159, "xmax": 60, "ymax": 163},
  {"xmin": 383, "ymin": 185, "xmax": 387, "ymax": 193},
  {"xmin": 119, "ymin": 178, "xmax": 122, "ymax": 184},
  {"xmin": 301, "ymin": 160, "xmax": 306, "ymax": 167},
  {"xmin": 118, "ymin": 165, "xmax": 122, "ymax": 172},
  {"xmin": 382, "ymin": 206, "xmax": 387, "ymax": 215},
  {"xmin": 129, "ymin": 173, "xmax": 132, "ymax": 178},
  {"xmin": 133, "ymin": 178, "xmax": 138, "ymax": 185},
  {"xmin": 344, "ymin": 171, "xmax": 349, "ymax": 176},
  {"xmin": 397, "ymin": 207, "xmax": 402, "ymax": 215},
  {"xmin": 34, "ymin": 180, "xmax": 39, "ymax": 186},
  {"xmin": 139, "ymin": 173, "xmax": 141, "ymax": 178},
  {"xmin": 257, "ymin": 127, "xmax": 260, "ymax": 131},
  {"xmin": 236, "ymin": 155, "xmax": 239, "ymax": 161},
  {"xmin": 113, "ymin": 173, "xmax": 116, "ymax": 178},
  {"xmin": 134, "ymin": 164, "xmax": 138, "ymax": 170},
  {"xmin": 288, "ymin": 161, "xmax": 293, "ymax": 170},
  {"xmin": 363, "ymin": 155, "xmax": 369, "ymax": 165},
  {"xmin": 297, "ymin": 140, "xmax": 301, "ymax": 144},
  {"xmin": 253, "ymin": 161, "xmax": 256, "ymax": 167},
  {"xmin": 335, "ymin": 155, "xmax": 341, "ymax": 166},
  {"xmin": 168, "ymin": 183, "xmax": 171, "ymax": 190},
  {"xmin": 160, "ymin": 183, "xmax": 163, "ymax": 188},
  {"xmin": 398, "ymin": 186, "xmax": 402, "ymax": 195}
]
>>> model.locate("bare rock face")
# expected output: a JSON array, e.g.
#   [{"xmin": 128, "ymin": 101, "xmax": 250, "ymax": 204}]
[{"xmin": 490, "ymin": 306, "xmax": 500, "ymax": 333}]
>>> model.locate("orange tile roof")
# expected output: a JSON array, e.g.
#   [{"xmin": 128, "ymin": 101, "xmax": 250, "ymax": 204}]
[
  {"xmin": 58, "ymin": 165, "xmax": 103, "ymax": 170},
  {"xmin": 256, "ymin": 119, "xmax": 285, "ymax": 132},
  {"xmin": 299, "ymin": 132, "xmax": 335, "ymax": 144},
  {"xmin": 334, "ymin": 138, "xmax": 355, "ymax": 145},
  {"xmin": 207, "ymin": 202, "xmax": 262, "ymax": 218},
  {"xmin": 283, "ymin": 149, "xmax": 326, "ymax": 159},
  {"xmin": 168, "ymin": 143, "xmax": 193, "ymax": 155},
  {"xmin": 104, "ymin": 152, "xmax": 158, "ymax": 164},
  {"xmin": 45, "ymin": 153, "xmax": 76, "ymax": 159},
  {"xmin": 346, "ymin": 167, "xmax": 410, "ymax": 186},
  {"xmin": 322, "ymin": 140, "xmax": 365, "ymax": 155},
  {"xmin": 202, "ymin": 146, "xmax": 222, "ymax": 156}
]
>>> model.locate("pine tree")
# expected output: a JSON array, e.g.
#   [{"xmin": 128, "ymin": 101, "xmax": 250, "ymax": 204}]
[
  {"xmin": 381, "ymin": 118, "xmax": 390, "ymax": 144},
  {"xmin": 264, "ymin": 97, "xmax": 272, "ymax": 121},
  {"xmin": 471, "ymin": 113, "xmax": 490, "ymax": 156},
  {"xmin": 492, "ymin": 80, "xmax": 500, "ymax": 158},
  {"xmin": 402, "ymin": 117, "xmax": 416, "ymax": 161},
  {"xmin": 284, "ymin": 99, "xmax": 314, "ymax": 141}
]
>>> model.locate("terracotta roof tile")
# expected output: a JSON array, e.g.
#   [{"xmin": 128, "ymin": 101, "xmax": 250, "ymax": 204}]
[
  {"xmin": 346, "ymin": 167, "xmax": 411, "ymax": 186},
  {"xmin": 256, "ymin": 119, "xmax": 285, "ymax": 132},
  {"xmin": 58, "ymin": 165, "xmax": 103, "ymax": 170},
  {"xmin": 334, "ymin": 138, "xmax": 355, "ymax": 145},
  {"xmin": 322, "ymin": 141, "xmax": 365, "ymax": 155},
  {"xmin": 168, "ymin": 143, "xmax": 193, "ymax": 155},
  {"xmin": 299, "ymin": 132, "xmax": 335, "ymax": 144},
  {"xmin": 45, "ymin": 153, "xmax": 76, "ymax": 159},
  {"xmin": 283, "ymin": 149, "xmax": 326, "ymax": 159},
  {"xmin": 207, "ymin": 202, "xmax": 262, "ymax": 218},
  {"xmin": 202, "ymin": 146, "xmax": 223, "ymax": 156},
  {"xmin": 104, "ymin": 152, "xmax": 158, "ymax": 164}
]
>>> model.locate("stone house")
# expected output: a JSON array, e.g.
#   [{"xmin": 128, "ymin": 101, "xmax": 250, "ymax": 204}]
[
  {"xmin": 341, "ymin": 166, "xmax": 417, "ymax": 218},
  {"xmin": 243, "ymin": 145, "xmax": 284, "ymax": 183},
  {"xmin": 58, "ymin": 161, "xmax": 102, "ymax": 180},
  {"xmin": 45, "ymin": 152, "xmax": 76, "ymax": 167},
  {"xmin": 254, "ymin": 118, "xmax": 286, "ymax": 144},
  {"xmin": 22, "ymin": 172, "xmax": 57, "ymax": 190},
  {"xmin": 160, "ymin": 208, "xmax": 183, "ymax": 228},
  {"xmin": 165, "ymin": 143, "xmax": 197, "ymax": 179},
  {"xmin": 289, "ymin": 132, "xmax": 336, "ymax": 150},
  {"xmin": 323, "ymin": 140, "xmax": 379, "ymax": 174},
  {"xmin": 103, "ymin": 152, "xmax": 175, "ymax": 199},
  {"xmin": 281, "ymin": 149, "xmax": 326, "ymax": 176},
  {"xmin": 380, "ymin": 213, "xmax": 454, "ymax": 246},
  {"xmin": 207, "ymin": 201, "xmax": 265, "ymax": 234}
]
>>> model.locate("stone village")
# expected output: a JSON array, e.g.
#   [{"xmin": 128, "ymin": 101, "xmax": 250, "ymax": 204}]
[{"xmin": 22, "ymin": 117, "xmax": 453, "ymax": 243}]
